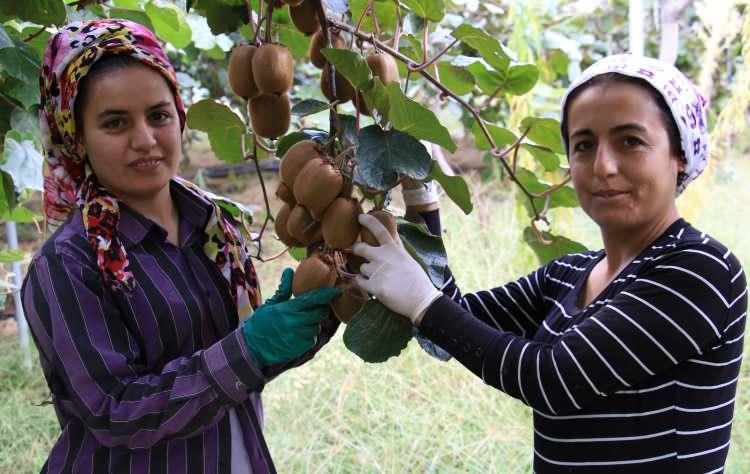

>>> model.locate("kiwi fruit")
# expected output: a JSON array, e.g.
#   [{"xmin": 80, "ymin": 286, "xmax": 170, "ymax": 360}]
[
  {"xmin": 252, "ymin": 44, "xmax": 294, "ymax": 94},
  {"xmin": 321, "ymin": 68, "xmax": 355, "ymax": 103},
  {"xmin": 366, "ymin": 52, "xmax": 399, "ymax": 85},
  {"xmin": 361, "ymin": 209, "xmax": 397, "ymax": 246},
  {"xmin": 286, "ymin": 205, "xmax": 323, "ymax": 246},
  {"xmin": 275, "ymin": 181, "xmax": 296, "ymax": 206},
  {"xmin": 293, "ymin": 158, "xmax": 343, "ymax": 218},
  {"xmin": 292, "ymin": 254, "xmax": 336, "ymax": 296},
  {"xmin": 322, "ymin": 197, "xmax": 361, "ymax": 249},
  {"xmin": 289, "ymin": 0, "xmax": 321, "ymax": 35},
  {"xmin": 330, "ymin": 278, "xmax": 368, "ymax": 323},
  {"xmin": 279, "ymin": 139, "xmax": 325, "ymax": 187},
  {"xmin": 309, "ymin": 30, "xmax": 345, "ymax": 69},
  {"xmin": 249, "ymin": 93, "xmax": 291, "ymax": 139},
  {"xmin": 275, "ymin": 203, "xmax": 300, "ymax": 247},
  {"xmin": 228, "ymin": 45, "xmax": 260, "ymax": 99}
]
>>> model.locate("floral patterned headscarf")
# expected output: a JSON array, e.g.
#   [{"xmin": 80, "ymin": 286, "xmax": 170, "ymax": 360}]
[{"xmin": 39, "ymin": 19, "xmax": 260, "ymax": 310}]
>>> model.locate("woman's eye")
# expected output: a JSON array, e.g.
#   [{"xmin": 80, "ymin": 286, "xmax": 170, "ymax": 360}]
[
  {"xmin": 151, "ymin": 111, "xmax": 171, "ymax": 122},
  {"xmin": 103, "ymin": 118, "xmax": 125, "ymax": 129},
  {"xmin": 623, "ymin": 136, "xmax": 644, "ymax": 147},
  {"xmin": 572, "ymin": 141, "xmax": 593, "ymax": 153}
]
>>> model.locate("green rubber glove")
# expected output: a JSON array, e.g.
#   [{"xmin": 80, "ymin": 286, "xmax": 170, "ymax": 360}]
[{"xmin": 241, "ymin": 268, "xmax": 341, "ymax": 368}]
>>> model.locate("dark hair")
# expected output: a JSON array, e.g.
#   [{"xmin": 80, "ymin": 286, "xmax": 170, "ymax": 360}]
[
  {"xmin": 561, "ymin": 73, "xmax": 685, "ymax": 163},
  {"xmin": 73, "ymin": 54, "xmax": 153, "ymax": 131}
]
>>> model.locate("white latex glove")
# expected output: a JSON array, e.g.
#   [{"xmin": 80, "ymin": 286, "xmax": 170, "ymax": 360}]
[{"xmin": 352, "ymin": 214, "xmax": 442, "ymax": 325}]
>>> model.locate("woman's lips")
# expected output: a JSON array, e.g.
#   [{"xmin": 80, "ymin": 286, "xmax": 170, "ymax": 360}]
[
  {"xmin": 592, "ymin": 189, "xmax": 628, "ymax": 199},
  {"xmin": 129, "ymin": 157, "xmax": 163, "ymax": 171}
]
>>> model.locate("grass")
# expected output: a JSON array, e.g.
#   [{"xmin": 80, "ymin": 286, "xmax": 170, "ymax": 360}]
[{"xmin": 1, "ymin": 161, "xmax": 749, "ymax": 473}]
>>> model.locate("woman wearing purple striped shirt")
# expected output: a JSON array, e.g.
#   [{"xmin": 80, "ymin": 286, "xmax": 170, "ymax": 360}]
[
  {"xmin": 356, "ymin": 55, "xmax": 747, "ymax": 472},
  {"xmin": 22, "ymin": 19, "xmax": 341, "ymax": 473}
]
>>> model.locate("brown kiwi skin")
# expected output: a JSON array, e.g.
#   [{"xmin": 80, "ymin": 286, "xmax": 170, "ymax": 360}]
[
  {"xmin": 330, "ymin": 278, "xmax": 368, "ymax": 323},
  {"xmin": 275, "ymin": 181, "xmax": 296, "ymax": 206},
  {"xmin": 289, "ymin": 0, "xmax": 321, "ymax": 35},
  {"xmin": 322, "ymin": 197, "xmax": 362, "ymax": 249},
  {"xmin": 228, "ymin": 45, "xmax": 260, "ymax": 99},
  {"xmin": 292, "ymin": 158, "xmax": 344, "ymax": 218},
  {"xmin": 366, "ymin": 52, "xmax": 400, "ymax": 85},
  {"xmin": 292, "ymin": 254, "xmax": 336, "ymax": 296},
  {"xmin": 309, "ymin": 30, "xmax": 345, "ymax": 69},
  {"xmin": 252, "ymin": 44, "xmax": 294, "ymax": 94},
  {"xmin": 248, "ymin": 93, "xmax": 291, "ymax": 139},
  {"xmin": 321, "ymin": 68, "xmax": 355, "ymax": 103},
  {"xmin": 286, "ymin": 205, "xmax": 323, "ymax": 246},
  {"xmin": 275, "ymin": 203, "xmax": 300, "ymax": 247},
  {"xmin": 361, "ymin": 209, "xmax": 397, "ymax": 246},
  {"xmin": 279, "ymin": 140, "xmax": 325, "ymax": 187}
]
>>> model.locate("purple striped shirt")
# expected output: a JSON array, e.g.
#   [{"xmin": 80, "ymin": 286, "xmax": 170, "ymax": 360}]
[{"xmin": 21, "ymin": 181, "xmax": 339, "ymax": 473}]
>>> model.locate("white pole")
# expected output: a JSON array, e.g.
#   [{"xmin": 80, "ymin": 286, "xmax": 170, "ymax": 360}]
[
  {"xmin": 6, "ymin": 220, "xmax": 32, "ymax": 371},
  {"xmin": 629, "ymin": 0, "xmax": 645, "ymax": 56}
]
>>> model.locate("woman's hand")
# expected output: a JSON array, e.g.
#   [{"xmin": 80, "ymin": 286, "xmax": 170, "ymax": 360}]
[
  {"xmin": 241, "ymin": 268, "xmax": 341, "ymax": 367},
  {"xmin": 352, "ymin": 214, "xmax": 442, "ymax": 325}
]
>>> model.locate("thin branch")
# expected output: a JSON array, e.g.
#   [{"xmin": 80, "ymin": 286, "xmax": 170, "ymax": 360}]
[
  {"xmin": 243, "ymin": 0, "xmax": 257, "ymax": 43},
  {"xmin": 354, "ymin": 3, "xmax": 371, "ymax": 34},
  {"xmin": 252, "ymin": 246, "xmax": 290, "ymax": 262},
  {"xmin": 23, "ymin": 26, "xmax": 47, "ymax": 43},
  {"xmin": 0, "ymin": 90, "xmax": 22, "ymax": 108},
  {"xmin": 312, "ymin": 0, "xmax": 341, "ymax": 156},
  {"xmin": 392, "ymin": 4, "xmax": 402, "ymax": 51},
  {"xmin": 264, "ymin": 0, "xmax": 274, "ymax": 44},
  {"xmin": 408, "ymin": 38, "xmax": 458, "ymax": 72}
]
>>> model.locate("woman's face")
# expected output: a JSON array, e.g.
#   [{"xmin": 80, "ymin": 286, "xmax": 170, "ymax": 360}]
[
  {"xmin": 566, "ymin": 81, "xmax": 684, "ymax": 234},
  {"xmin": 78, "ymin": 63, "xmax": 181, "ymax": 206}
]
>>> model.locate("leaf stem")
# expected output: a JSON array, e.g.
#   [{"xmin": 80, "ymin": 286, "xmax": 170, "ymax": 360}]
[
  {"xmin": 23, "ymin": 26, "xmax": 47, "ymax": 43},
  {"xmin": 408, "ymin": 38, "xmax": 458, "ymax": 72}
]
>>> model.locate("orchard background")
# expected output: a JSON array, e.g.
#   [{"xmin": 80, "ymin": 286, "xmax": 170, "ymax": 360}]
[{"xmin": 1, "ymin": 0, "xmax": 749, "ymax": 472}]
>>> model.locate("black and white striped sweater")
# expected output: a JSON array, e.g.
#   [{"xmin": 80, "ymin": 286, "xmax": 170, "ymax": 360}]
[{"xmin": 418, "ymin": 218, "xmax": 747, "ymax": 473}]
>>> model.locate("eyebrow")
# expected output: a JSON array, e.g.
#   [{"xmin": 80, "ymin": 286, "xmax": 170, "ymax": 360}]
[
  {"xmin": 570, "ymin": 123, "xmax": 648, "ymax": 140},
  {"xmin": 96, "ymin": 100, "xmax": 172, "ymax": 119}
]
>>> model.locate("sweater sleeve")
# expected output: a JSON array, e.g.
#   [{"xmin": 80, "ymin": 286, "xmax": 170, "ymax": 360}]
[
  {"xmin": 419, "ymin": 244, "xmax": 745, "ymax": 416},
  {"xmin": 21, "ymin": 252, "xmax": 266, "ymax": 450}
]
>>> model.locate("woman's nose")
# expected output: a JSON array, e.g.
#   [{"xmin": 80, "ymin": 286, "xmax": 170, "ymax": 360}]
[
  {"xmin": 130, "ymin": 119, "xmax": 157, "ymax": 150},
  {"xmin": 592, "ymin": 143, "xmax": 618, "ymax": 177}
]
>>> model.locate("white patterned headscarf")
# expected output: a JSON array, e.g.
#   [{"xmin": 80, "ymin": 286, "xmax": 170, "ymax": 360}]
[{"xmin": 560, "ymin": 54, "xmax": 709, "ymax": 195}]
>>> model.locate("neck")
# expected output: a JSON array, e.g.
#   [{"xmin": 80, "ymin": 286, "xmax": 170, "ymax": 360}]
[
  {"xmin": 599, "ymin": 206, "xmax": 680, "ymax": 273},
  {"xmin": 120, "ymin": 185, "xmax": 178, "ymax": 232}
]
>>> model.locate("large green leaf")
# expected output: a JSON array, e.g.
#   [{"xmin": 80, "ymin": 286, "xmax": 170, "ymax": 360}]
[
  {"xmin": 452, "ymin": 24, "xmax": 510, "ymax": 72},
  {"xmin": 401, "ymin": 0, "xmax": 445, "ymax": 22},
  {"xmin": 522, "ymin": 227, "xmax": 588, "ymax": 265},
  {"xmin": 321, "ymin": 48, "xmax": 371, "ymax": 89},
  {"xmin": 521, "ymin": 143, "xmax": 560, "ymax": 171},
  {"xmin": 505, "ymin": 63, "xmax": 539, "ymax": 95},
  {"xmin": 1, "ymin": 205, "xmax": 39, "ymax": 223},
  {"xmin": 466, "ymin": 60, "xmax": 504, "ymax": 96},
  {"xmin": 349, "ymin": 0, "xmax": 398, "ymax": 33},
  {"xmin": 360, "ymin": 78, "xmax": 390, "ymax": 122},
  {"xmin": 343, "ymin": 300, "xmax": 413, "ymax": 363},
  {"xmin": 470, "ymin": 121, "xmax": 516, "ymax": 151},
  {"xmin": 4, "ymin": 77, "xmax": 39, "ymax": 110},
  {"xmin": 192, "ymin": 0, "xmax": 247, "ymax": 34},
  {"xmin": 0, "ymin": 26, "xmax": 13, "ymax": 49},
  {"xmin": 291, "ymin": 99, "xmax": 329, "ymax": 117},
  {"xmin": 0, "ymin": 32, "xmax": 40, "ymax": 83},
  {"xmin": 515, "ymin": 167, "xmax": 578, "ymax": 217},
  {"xmin": 427, "ymin": 161, "xmax": 472, "ymax": 214},
  {"xmin": 186, "ymin": 100, "xmax": 245, "ymax": 164},
  {"xmin": 436, "ymin": 62, "xmax": 475, "ymax": 95},
  {"xmin": 520, "ymin": 117, "xmax": 564, "ymax": 154},
  {"xmin": 145, "ymin": 2, "xmax": 192, "ymax": 48},
  {"xmin": 354, "ymin": 125, "xmax": 432, "ymax": 190},
  {"xmin": 0, "ymin": 249, "xmax": 25, "ymax": 263},
  {"xmin": 386, "ymin": 82, "xmax": 456, "ymax": 152},
  {"xmin": 110, "ymin": 7, "xmax": 154, "ymax": 30},
  {"xmin": 0, "ymin": 0, "xmax": 66, "ymax": 25},
  {"xmin": 278, "ymin": 24, "xmax": 309, "ymax": 60},
  {"xmin": 275, "ymin": 129, "xmax": 328, "ymax": 157},
  {"xmin": 397, "ymin": 218, "xmax": 447, "ymax": 287}
]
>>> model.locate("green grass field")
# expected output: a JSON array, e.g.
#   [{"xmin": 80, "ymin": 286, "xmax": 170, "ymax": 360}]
[{"xmin": 1, "ymin": 161, "xmax": 749, "ymax": 473}]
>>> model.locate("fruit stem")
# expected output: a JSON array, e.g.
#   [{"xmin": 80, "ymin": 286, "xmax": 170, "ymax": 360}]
[
  {"xmin": 243, "ymin": 0, "xmax": 256, "ymax": 42},
  {"xmin": 312, "ymin": 0, "xmax": 342, "ymax": 157},
  {"xmin": 264, "ymin": 0, "xmax": 274, "ymax": 44}
]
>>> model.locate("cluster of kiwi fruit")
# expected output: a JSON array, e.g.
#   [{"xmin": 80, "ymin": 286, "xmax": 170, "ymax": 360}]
[{"xmin": 273, "ymin": 139, "xmax": 398, "ymax": 323}]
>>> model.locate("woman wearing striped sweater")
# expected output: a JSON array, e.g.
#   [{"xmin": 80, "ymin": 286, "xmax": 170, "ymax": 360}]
[
  {"xmin": 354, "ymin": 55, "xmax": 747, "ymax": 472},
  {"xmin": 22, "ymin": 20, "xmax": 340, "ymax": 473}
]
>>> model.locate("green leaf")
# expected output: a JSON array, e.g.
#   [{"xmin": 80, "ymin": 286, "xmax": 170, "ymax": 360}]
[
  {"xmin": 0, "ymin": 26, "xmax": 13, "ymax": 49},
  {"xmin": 275, "ymin": 129, "xmax": 328, "ymax": 157},
  {"xmin": 288, "ymin": 246, "xmax": 306, "ymax": 262},
  {"xmin": 470, "ymin": 121, "xmax": 516, "ymax": 151},
  {"xmin": 0, "ymin": 33, "xmax": 40, "ymax": 83},
  {"xmin": 0, "ymin": 172, "xmax": 17, "ymax": 214},
  {"xmin": 452, "ymin": 24, "xmax": 510, "ymax": 72},
  {"xmin": 192, "ymin": 0, "xmax": 247, "ymax": 34},
  {"xmin": 2, "ymin": 205, "xmax": 39, "ymax": 223},
  {"xmin": 354, "ymin": 125, "xmax": 432, "ymax": 190},
  {"xmin": 0, "ymin": 0, "xmax": 66, "ymax": 25},
  {"xmin": 350, "ymin": 0, "xmax": 398, "ymax": 33},
  {"xmin": 0, "ymin": 249, "xmax": 25, "ymax": 263},
  {"xmin": 427, "ymin": 161, "xmax": 472, "ymax": 214},
  {"xmin": 110, "ymin": 7, "xmax": 154, "ymax": 30},
  {"xmin": 5, "ymin": 77, "xmax": 39, "ymax": 109},
  {"xmin": 386, "ymin": 82, "xmax": 456, "ymax": 152},
  {"xmin": 343, "ymin": 300, "xmax": 413, "ymax": 363},
  {"xmin": 360, "ymin": 78, "xmax": 390, "ymax": 122},
  {"xmin": 436, "ymin": 62, "xmax": 475, "ymax": 95},
  {"xmin": 320, "ymin": 48, "xmax": 371, "ymax": 89},
  {"xmin": 10, "ymin": 107, "xmax": 41, "ymax": 146},
  {"xmin": 521, "ymin": 143, "xmax": 560, "ymax": 172},
  {"xmin": 514, "ymin": 167, "xmax": 578, "ymax": 217},
  {"xmin": 145, "ymin": 1, "xmax": 192, "ymax": 48},
  {"xmin": 522, "ymin": 227, "xmax": 588, "ymax": 265},
  {"xmin": 397, "ymin": 218, "xmax": 447, "ymax": 287},
  {"xmin": 278, "ymin": 24, "xmax": 309, "ymax": 60},
  {"xmin": 505, "ymin": 63, "xmax": 539, "ymax": 95},
  {"xmin": 186, "ymin": 100, "xmax": 245, "ymax": 164},
  {"xmin": 19, "ymin": 26, "xmax": 51, "ymax": 56},
  {"xmin": 2, "ymin": 130, "xmax": 43, "ymax": 192},
  {"xmin": 466, "ymin": 60, "xmax": 505, "ymax": 95},
  {"xmin": 520, "ymin": 117, "xmax": 564, "ymax": 154},
  {"xmin": 401, "ymin": 0, "xmax": 445, "ymax": 22},
  {"xmin": 291, "ymin": 99, "xmax": 329, "ymax": 117}
]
